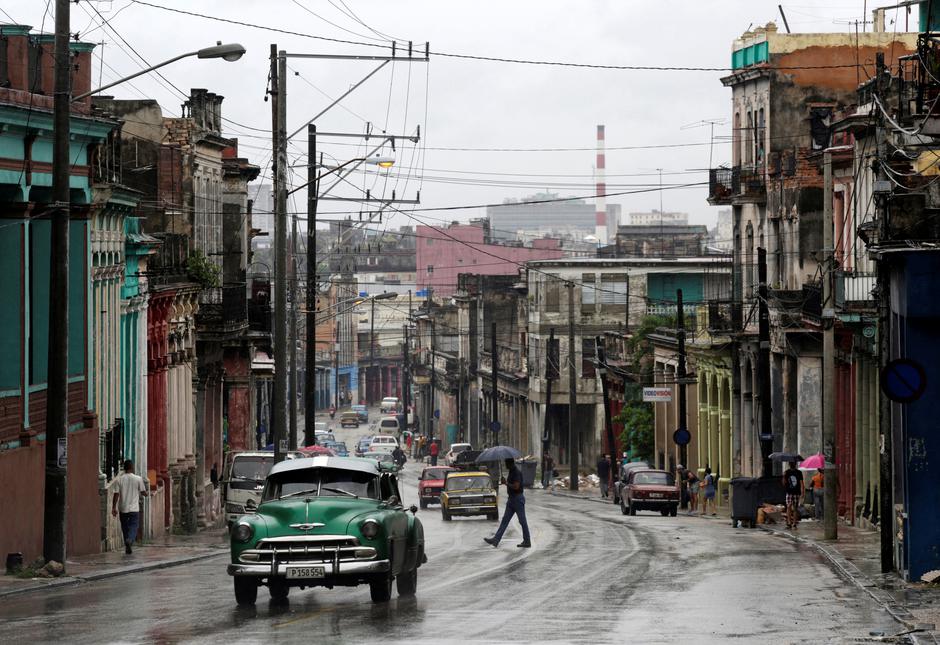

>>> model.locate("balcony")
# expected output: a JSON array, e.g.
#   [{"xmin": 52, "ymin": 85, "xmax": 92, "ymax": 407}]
[
  {"xmin": 708, "ymin": 165, "xmax": 767, "ymax": 206},
  {"xmin": 801, "ymin": 283, "xmax": 822, "ymax": 325},
  {"xmin": 835, "ymin": 271, "xmax": 876, "ymax": 312},
  {"xmin": 148, "ymin": 233, "xmax": 190, "ymax": 287},
  {"xmin": 197, "ymin": 284, "xmax": 248, "ymax": 335}
]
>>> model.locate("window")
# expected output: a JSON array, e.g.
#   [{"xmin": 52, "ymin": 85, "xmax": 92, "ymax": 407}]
[
  {"xmin": 546, "ymin": 337, "xmax": 559, "ymax": 380},
  {"xmin": 757, "ymin": 107, "xmax": 765, "ymax": 164},
  {"xmin": 745, "ymin": 112, "xmax": 753, "ymax": 165},
  {"xmin": 581, "ymin": 337, "xmax": 596, "ymax": 378},
  {"xmin": 544, "ymin": 276, "xmax": 559, "ymax": 312},
  {"xmin": 427, "ymin": 265, "xmax": 434, "ymax": 275},
  {"xmin": 581, "ymin": 273, "xmax": 596, "ymax": 313},
  {"xmin": 600, "ymin": 274, "xmax": 628, "ymax": 305}
]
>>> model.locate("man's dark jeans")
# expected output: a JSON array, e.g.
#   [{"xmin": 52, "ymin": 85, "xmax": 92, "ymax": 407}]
[
  {"xmin": 492, "ymin": 494, "xmax": 531, "ymax": 545},
  {"xmin": 120, "ymin": 511, "xmax": 140, "ymax": 545}
]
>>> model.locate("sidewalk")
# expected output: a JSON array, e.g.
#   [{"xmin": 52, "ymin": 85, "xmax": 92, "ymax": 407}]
[
  {"xmin": 549, "ymin": 486, "xmax": 939, "ymax": 643},
  {"xmin": 0, "ymin": 528, "xmax": 228, "ymax": 598}
]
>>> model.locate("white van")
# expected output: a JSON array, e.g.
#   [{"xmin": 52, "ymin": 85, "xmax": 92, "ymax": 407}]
[
  {"xmin": 377, "ymin": 416, "xmax": 400, "ymax": 435},
  {"xmin": 369, "ymin": 434, "xmax": 399, "ymax": 454},
  {"xmin": 222, "ymin": 450, "xmax": 301, "ymax": 528}
]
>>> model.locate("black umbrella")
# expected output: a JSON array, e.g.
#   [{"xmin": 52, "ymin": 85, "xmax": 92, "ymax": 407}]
[
  {"xmin": 769, "ymin": 451, "xmax": 804, "ymax": 462},
  {"xmin": 476, "ymin": 445, "xmax": 522, "ymax": 463}
]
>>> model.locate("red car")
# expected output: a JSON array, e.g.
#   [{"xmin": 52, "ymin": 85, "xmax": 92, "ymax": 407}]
[
  {"xmin": 620, "ymin": 469, "xmax": 679, "ymax": 517},
  {"xmin": 418, "ymin": 466, "xmax": 455, "ymax": 508}
]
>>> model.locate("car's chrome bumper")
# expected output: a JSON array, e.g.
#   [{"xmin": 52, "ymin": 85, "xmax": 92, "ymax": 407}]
[
  {"xmin": 448, "ymin": 505, "xmax": 496, "ymax": 514},
  {"xmin": 228, "ymin": 559, "xmax": 391, "ymax": 577},
  {"xmin": 633, "ymin": 498, "xmax": 677, "ymax": 505}
]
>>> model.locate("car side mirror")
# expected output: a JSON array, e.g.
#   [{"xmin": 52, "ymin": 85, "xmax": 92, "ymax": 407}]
[
  {"xmin": 409, "ymin": 504, "xmax": 418, "ymax": 514},
  {"xmin": 245, "ymin": 499, "xmax": 257, "ymax": 512},
  {"xmin": 387, "ymin": 495, "xmax": 400, "ymax": 507}
]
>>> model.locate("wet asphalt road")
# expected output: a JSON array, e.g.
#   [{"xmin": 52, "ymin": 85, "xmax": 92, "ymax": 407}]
[{"xmin": 0, "ymin": 417, "xmax": 905, "ymax": 644}]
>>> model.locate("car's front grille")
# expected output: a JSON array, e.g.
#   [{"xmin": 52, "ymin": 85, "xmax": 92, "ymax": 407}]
[
  {"xmin": 240, "ymin": 535, "xmax": 375, "ymax": 565},
  {"xmin": 422, "ymin": 487, "xmax": 442, "ymax": 497},
  {"xmin": 456, "ymin": 495, "xmax": 489, "ymax": 504}
]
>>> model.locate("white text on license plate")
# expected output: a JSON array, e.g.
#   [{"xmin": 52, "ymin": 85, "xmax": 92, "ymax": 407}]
[
  {"xmin": 649, "ymin": 493, "xmax": 663, "ymax": 498},
  {"xmin": 286, "ymin": 566, "xmax": 325, "ymax": 579}
]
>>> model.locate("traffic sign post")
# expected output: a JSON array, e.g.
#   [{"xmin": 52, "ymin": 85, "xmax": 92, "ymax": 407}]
[
  {"xmin": 673, "ymin": 428, "xmax": 691, "ymax": 446},
  {"xmin": 880, "ymin": 358, "xmax": 927, "ymax": 404}
]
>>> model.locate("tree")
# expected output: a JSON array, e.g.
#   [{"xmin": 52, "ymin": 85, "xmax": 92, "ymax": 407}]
[{"xmin": 614, "ymin": 402, "xmax": 654, "ymax": 461}]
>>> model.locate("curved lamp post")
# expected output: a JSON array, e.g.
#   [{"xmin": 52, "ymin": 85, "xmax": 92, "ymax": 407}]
[{"xmin": 73, "ymin": 42, "xmax": 246, "ymax": 101}]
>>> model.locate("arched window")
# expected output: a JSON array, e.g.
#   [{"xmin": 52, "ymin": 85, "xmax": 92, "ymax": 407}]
[
  {"xmin": 733, "ymin": 111, "xmax": 741, "ymax": 166},
  {"xmin": 745, "ymin": 112, "xmax": 753, "ymax": 164},
  {"xmin": 757, "ymin": 107, "xmax": 765, "ymax": 165}
]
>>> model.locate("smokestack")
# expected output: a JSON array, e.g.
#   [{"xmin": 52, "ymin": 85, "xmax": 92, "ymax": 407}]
[{"xmin": 595, "ymin": 124, "xmax": 607, "ymax": 245}]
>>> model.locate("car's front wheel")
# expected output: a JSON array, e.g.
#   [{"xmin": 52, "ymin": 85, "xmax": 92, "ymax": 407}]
[
  {"xmin": 441, "ymin": 508, "xmax": 452, "ymax": 522},
  {"xmin": 233, "ymin": 577, "xmax": 258, "ymax": 606},
  {"xmin": 268, "ymin": 578, "xmax": 289, "ymax": 601},
  {"xmin": 487, "ymin": 512, "xmax": 498, "ymax": 521},
  {"xmin": 419, "ymin": 498, "xmax": 428, "ymax": 509},
  {"xmin": 397, "ymin": 566, "xmax": 417, "ymax": 596},
  {"xmin": 620, "ymin": 497, "xmax": 629, "ymax": 515},
  {"xmin": 370, "ymin": 574, "xmax": 393, "ymax": 602}
]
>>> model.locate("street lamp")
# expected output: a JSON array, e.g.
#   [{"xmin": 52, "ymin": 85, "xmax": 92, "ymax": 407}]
[{"xmin": 73, "ymin": 42, "xmax": 246, "ymax": 101}]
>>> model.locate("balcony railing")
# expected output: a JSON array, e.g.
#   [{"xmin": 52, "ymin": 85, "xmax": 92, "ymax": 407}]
[
  {"xmin": 198, "ymin": 284, "xmax": 248, "ymax": 332},
  {"xmin": 801, "ymin": 283, "xmax": 822, "ymax": 324},
  {"xmin": 148, "ymin": 233, "xmax": 190, "ymax": 286},
  {"xmin": 835, "ymin": 271, "xmax": 876, "ymax": 310},
  {"xmin": 708, "ymin": 165, "xmax": 766, "ymax": 205}
]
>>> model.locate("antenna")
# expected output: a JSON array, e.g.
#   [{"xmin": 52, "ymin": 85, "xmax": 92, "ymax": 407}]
[{"xmin": 680, "ymin": 118, "xmax": 729, "ymax": 170}]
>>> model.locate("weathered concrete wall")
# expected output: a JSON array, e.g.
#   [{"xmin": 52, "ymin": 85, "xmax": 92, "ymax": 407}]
[{"xmin": 797, "ymin": 355, "xmax": 822, "ymax": 457}]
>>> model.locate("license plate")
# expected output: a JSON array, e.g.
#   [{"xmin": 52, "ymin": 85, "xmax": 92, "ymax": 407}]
[
  {"xmin": 286, "ymin": 566, "xmax": 325, "ymax": 579},
  {"xmin": 649, "ymin": 493, "xmax": 663, "ymax": 498}
]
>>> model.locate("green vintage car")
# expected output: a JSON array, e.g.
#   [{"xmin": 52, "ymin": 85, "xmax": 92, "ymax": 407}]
[{"xmin": 227, "ymin": 456, "xmax": 425, "ymax": 604}]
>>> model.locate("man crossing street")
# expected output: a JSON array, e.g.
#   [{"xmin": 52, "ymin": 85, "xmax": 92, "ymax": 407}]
[{"xmin": 485, "ymin": 458, "xmax": 531, "ymax": 548}]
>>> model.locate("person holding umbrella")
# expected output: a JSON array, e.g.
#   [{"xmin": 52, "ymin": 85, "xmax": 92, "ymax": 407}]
[{"xmin": 480, "ymin": 446, "xmax": 531, "ymax": 548}]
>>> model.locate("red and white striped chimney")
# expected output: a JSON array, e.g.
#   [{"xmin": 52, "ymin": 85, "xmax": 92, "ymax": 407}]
[{"xmin": 595, "ymin": 124, "xmax": 607, "ymax": 244}]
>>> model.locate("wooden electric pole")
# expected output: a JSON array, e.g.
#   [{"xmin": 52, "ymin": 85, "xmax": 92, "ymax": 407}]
[
  {"xmin": 567, "ymin": 282, "xmax": 579, "ymax": 491},
  {"xmin": 822, "ymin": 150, "xmax": 838, "ymax": 540}
]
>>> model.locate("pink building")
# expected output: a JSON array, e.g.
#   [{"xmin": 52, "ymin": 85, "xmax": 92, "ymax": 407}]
[{"xmin": 416, "ymin": 222, "xmax": 564, "ymax": 297}]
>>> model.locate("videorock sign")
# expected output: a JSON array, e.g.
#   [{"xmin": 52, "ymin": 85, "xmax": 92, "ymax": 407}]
[
  {"xmin": 57, "ymin": 437, "xmax": 67, "ymax": 468},
  {"xmin": 642, "ymin": 387, "xmax": 672, "ymax": 402}
]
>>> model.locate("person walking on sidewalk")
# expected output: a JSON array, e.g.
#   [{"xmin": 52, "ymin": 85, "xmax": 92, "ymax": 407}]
[
  {"xmin": 541, "ymin": 451, "xmax": 555, "ymax": 489},
  {"xmin": 686, "ymin": 469, "xmax": 700, "ymax": 515},
  {"xmin": 111, "ymin": 460, "xmax": 149, "ymax": 554},
  {"xmin": 811, "ymin": 468, "xmax": 825, "ymax": 522},
  {"xmin": 596, "ymin": 454, "xmax": 611, "ymax": 498},
  {"xmin": 782, "ymin": 461, "xmax": 805, "ymax": 529},
  {"xmin": 700, "ymin": 467, "xmax": 717, "ymax": 516},
  {"xmin": 485, "ymin": 458, "xmax": 531, "ymax": 548},
  {"xmin": 429, "ymin": 440, "xmax": 439, "ymax": 466}
]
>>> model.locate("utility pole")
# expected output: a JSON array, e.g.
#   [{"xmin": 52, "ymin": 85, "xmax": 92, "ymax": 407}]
[
  {"xmin": 822, "ymin": 150, "xmax": 838, "ymax": 540},
  {"xmin": 304, "ymin": 125, "xmax": 317, "ymax": 446},
  {"xmin": 272, "ymin": 45, "xmax": 288, "ymax": 464},
  {"xmin": 567, "ymin": 282, "xmax": 579, "ymax": 491},
  {"xmin": 333, "ymin": 323, "xmax": 339, "ymax": 411},
  {"xmin": 491, "ymin": 321, "xmax": 498, "ymax": 446},
  {"xmin": 44, "ymin": 0, "xmax": 72, "ymax": 567},
  {"xmin": 874, "ymin": 53, "xmax": 893, "ymax": 571},
  {"xmin": 676, "ymin": 289, "xmax": 689, "ymax": 507},
  {"xmin": 596, "ymin": 338, "xmax": 616, "ymax": 501},
  {"xmin": 429, "ymin": 318, "xmax": 436, "ymax": 447},
  {"xmin": 542, "ymin": 328, "xmax": 556, "ymax": 458},
  {"xmin": 757, "ymin": 247, "xmax": 773, "ymax": 477},
  {"xmin": 288, "ymin": 211, "xmax": 298, "ymax": 450},
  {"xmin": 402, "ymin": 322, "xmax": 409, "ymax": 428},
  {"xmin": 370, "ymin": 296, "xmax": 376, "ymax": 405}
]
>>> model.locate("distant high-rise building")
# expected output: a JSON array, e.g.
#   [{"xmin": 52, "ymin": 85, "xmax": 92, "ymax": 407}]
[
  {"xmin": 627, "ymin": 209, "xmax": 689, "ymax": 226},
  {"xmin": 486, "ymin": 192, "xmax": 619, "ymax": 244},
  {"xmin": 249, "ymin": 183, "xmax": 274, "ymax": 246}
]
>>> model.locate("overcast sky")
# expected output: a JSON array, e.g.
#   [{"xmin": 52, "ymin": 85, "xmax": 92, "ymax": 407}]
[{"xmin": 5, "ymin": 1, "xmax": 922, "ymax": 238}]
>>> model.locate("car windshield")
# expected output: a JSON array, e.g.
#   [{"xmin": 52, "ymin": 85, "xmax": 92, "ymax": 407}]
[
  {"xmin": 332, "ymin": 443, "xmax": 347, "ymax": 452},
  {"xmin": 452, "ymin": 444, "xmax": 471, "ymax": 453},
  {"xmin": 263, "ymin": 467, "xmax": 379, "ymax": 501},
  {"xmin": 633, "ymin": 472, "xmax": 675, "ymax": 486},
  {"xmin": 231, "ymin": 456, "xmax": 273, "ymax": 482},
  {"xmin": 446, "ymin": 476, "xmax": 491, "ymax": 491},
  {"xmin": 423, "ymin": 468, "xmax": 451, "ymax": 480}
]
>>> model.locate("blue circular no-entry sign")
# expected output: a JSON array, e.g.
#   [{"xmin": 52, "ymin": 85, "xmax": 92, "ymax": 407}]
[
  {"xmin": 880, "ymin": 358, "xmax": 927, "ymax": 404},
  {"xmin": 673, "ymin": 428, "xmax": 691, "ymax": 446},
  {"xmin": 490, "ymin": 420, "xmax": 501, "ymax": 433}
]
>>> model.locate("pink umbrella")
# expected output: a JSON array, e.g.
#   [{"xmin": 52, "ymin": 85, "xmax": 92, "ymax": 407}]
[{"xmin": 799, "ymin": 453, "xmax": 827, "ymax": 470}]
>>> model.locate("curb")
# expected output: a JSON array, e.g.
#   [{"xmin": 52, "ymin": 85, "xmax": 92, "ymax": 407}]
[
  {"xmin": 0, "ymin": 549, "xmax": 226, "ymax": 599},
  {"xmin": 760, "ymin": 526, "xmax": 939, "ymax": 644}
]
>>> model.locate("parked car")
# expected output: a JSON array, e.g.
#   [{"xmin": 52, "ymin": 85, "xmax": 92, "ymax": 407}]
[
  {"xmin": 340, "ymin": 411, "xmax": 360, "ymax": 428},
  {"xmin": 377, "ymin": 416, "xmax": 401, "ymax": 435},
  {"xmin": 619, "ymin": 469, "xmax": 679, "ymax": 516},
  {"xmin": 352, "ymin": 404, "xmax": 369, "ymax": 423},
  {"xmin": 228, "ymin": 455, "xmax": 424, "ymax": 605},
  {"xmin": 417, "ymin": 466, "xmax": 455, "ymax": 508},
  {"xmin": 613, "ymin": 461, "xmax": 651, "ymax": 504},
  {"xmin": 355, "ymin": 436, "xmax": 372, "ymax": 457},
  {"xmin": 369, "ymin": 434, "xmax": 399, "ymax": 454},
  {"xmin": 379, "ymin": 397, "xmax": 400, "ymax": 414},
  {"xmin": 323, "ymin": 441, "xmax": 349, "ymax": 457},
  {"xmin": 439, "ymin": 471, "xmax": 498, "ymax": 521},
  {"xmin": 445, "ymin": 443, "xmax": 472, "ymax": 466}
]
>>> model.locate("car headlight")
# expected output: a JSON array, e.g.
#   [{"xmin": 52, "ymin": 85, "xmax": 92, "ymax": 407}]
[
  {"xmin": 360, "ymin": 519, "xmax": 380, "ymax": 539},
  {"xmin": 226, "ymin": 503, "xmax": 245, "ymax": 514},
  {"xmin": 484, "ymin": 496, "xmax": 496, "ymax": 503},
  {"xmin": 450, "ymin": 498, "xmax": 461, "ymax": 506},
  {"xmin": 233, "ymin": 522, "xmax": 254, "ymax": 543}
]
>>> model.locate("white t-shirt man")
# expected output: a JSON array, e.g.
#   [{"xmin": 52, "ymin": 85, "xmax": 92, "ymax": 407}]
[{"xmin": 114, "ymin": 472, "xmax": 148, "ymax": 514}]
